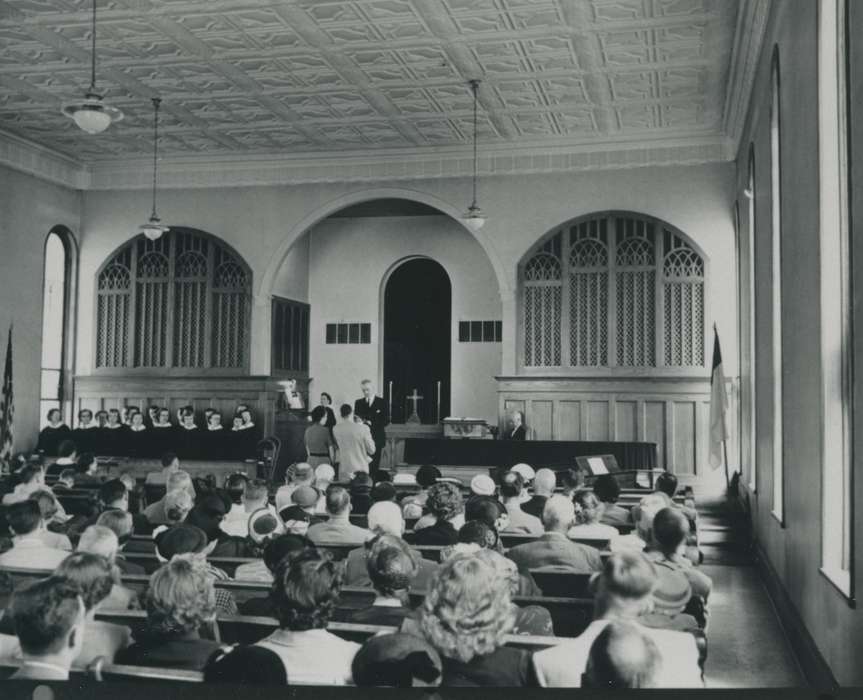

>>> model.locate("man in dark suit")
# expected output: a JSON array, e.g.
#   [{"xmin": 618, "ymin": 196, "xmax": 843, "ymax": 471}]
[
  {"xmin": 354, "ymin": 379, "xmax": 388, "ymax": 477},
  {"xmin": 503, "ymin": 410, "xmax": 527, "ymax": 440}
]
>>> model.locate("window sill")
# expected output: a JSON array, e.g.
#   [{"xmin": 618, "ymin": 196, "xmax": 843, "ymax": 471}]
[
  {"xmin": 771, "ymin": 509, "xmax": 785, "ymax": 528},
  {"xmin": 819, "ymin": 567, "xmax": 855, "ymax": 607}
]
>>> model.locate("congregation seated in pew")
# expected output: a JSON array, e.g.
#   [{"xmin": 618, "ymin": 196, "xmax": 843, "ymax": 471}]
[{"xmin": 0, "ymin": 447, "xmax": 715, "ymax": 688}]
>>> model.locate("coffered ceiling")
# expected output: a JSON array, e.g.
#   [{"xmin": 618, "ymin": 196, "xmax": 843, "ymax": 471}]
[{"xmin": 0, "ymin": 0, "xmax": 743, "ymax": 165}]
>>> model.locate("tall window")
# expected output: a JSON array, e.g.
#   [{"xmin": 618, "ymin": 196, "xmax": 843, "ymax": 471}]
[
  {"xmin": 746, "ymin": 151, "xmax": 757, "ymax": 493},
  {"xmin": 40, "ymin": 229, "xmax": 75, "ymax": 426},
  {"xmin": 770, "ymin": 50, "xmax": 784, "ymax": 523},
  {"xmin": 95, "ymin": 229, "xmax": 251, "ymax": 372},
  {"xmin": 520, "ymin": 212, "xmax": 706, "ymax": 370},
  {"xmin": 818, "ymin": 0, "xmax": 852, "ymax": 597},
  {"xmin": 271, "ymin": 296, "xmax": 310, "ymax": 373}
]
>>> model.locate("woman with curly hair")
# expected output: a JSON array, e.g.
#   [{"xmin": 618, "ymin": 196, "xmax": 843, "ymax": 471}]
[
  {"xmin": 419, "ymin": 553, "xmax": 537, "ymax": 686},
  {"xmin": 115, "ymin": 554, "xmax": 220, "ymax": 670},
  {"xmin": 410, "ymin": 481, "xmax": 464, "ymax": 545},
  {"xmin": 255, "ymin": 549, "xmax": 360, "ymax": 685}
]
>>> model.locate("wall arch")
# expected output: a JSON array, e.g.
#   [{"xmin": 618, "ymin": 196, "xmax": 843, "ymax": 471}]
[{"xmin": 259, "ymin": 188, "xmax": 507, "ymax": 301}]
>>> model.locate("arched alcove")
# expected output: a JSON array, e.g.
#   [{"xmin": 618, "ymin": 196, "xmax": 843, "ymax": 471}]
[{"xmin": 383, "ymin": 257, "xmax": 452, "ymax": 424}]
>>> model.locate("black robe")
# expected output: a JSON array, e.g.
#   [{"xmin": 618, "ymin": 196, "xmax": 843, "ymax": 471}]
[
  {"xmin": 127, "ymin": 427, "xmax": 150, "ymax": 458},
  {"xmin": 150, "ymin": 424, "xmax": 175, "ymax": 458},
  {"xmin": 175, "ymin": 425, "xmax": 202, "ymax": 460},
  {"xmin": 37, "ymin": 424, "xmax": 71, "ymax": 456},
  {"xmin": 71, "ymin": 425, "xmax": 99, "ymax": 455},
  {"xmin": 202, "ymin": 427, "xmax": 227, "ymax": 460},
  {"xmin": 231, "ymin": 424, "xmax": 259, "ymax": 460},
  {"xmin": 100, "ymin": 424, "xmax": 129, "ymax": 456}
]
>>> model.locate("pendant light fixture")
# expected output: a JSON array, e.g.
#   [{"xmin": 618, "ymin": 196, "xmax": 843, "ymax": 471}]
[
  {"xmin": 140, "ymin": 97, "xmax": 169, "ymax": 241},
  {"xmin": 61, "ymin": 0, "xmax": 123, "ymax": 134},
  {"xmin": 463, "ymin": 78, "xmax": 486, "ymax": 232}
]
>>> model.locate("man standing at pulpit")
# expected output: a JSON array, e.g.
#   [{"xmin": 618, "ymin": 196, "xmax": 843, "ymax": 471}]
[{"xmin": 354, "ymin": 379, "xmax": 388, "ymax": 476}]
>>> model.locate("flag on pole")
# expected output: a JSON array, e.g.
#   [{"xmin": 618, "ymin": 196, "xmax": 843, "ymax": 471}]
[
  {"xmin": 708, "ymin": 324, "xmax": 729, "ymax": 469},
  {"xmin": 0, "ymin": 325, "xmax": 13, "ymax": 471}
]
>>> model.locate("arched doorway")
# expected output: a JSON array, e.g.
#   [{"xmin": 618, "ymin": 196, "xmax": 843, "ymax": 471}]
[{"xmin": 383, "ymin": 258, "xmax": 451, "ymax": 424}]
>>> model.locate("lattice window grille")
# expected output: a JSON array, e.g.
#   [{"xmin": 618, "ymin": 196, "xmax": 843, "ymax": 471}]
[
  {"xmin": 94, "ymin": 230, "xmax": 250, "ymax": 372},
  {"xmin": 662, "ymin": 229, "xmax": 705, "ymax": 366},
  {"xmin": 520, "ymin": 214, "xmax": 705, "ymax": 370},
  {"xmin": 523, "ymin": 232, "xmax": 563, "ymax": 367}
]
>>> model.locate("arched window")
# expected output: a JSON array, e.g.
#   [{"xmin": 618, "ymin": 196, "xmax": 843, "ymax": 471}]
[
  {"xmin": 519, "ymin": 212, "xmax": 706, "ymax": 371},
  {"xmin": 770, "ymin": 49, "xmax": 784, "ymax": 524},
  {"xmin": 94, "ymin": 229, "xmax": 251, "ymax": 372},
  {"xmin": 40, "ymin": 228, "xmax": 76, "ymax": 426}
]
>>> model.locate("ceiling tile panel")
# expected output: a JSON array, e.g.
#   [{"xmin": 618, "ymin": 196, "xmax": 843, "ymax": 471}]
[{"xmin": 0, "ymin": 0, "xmax": 739, "ymax": 161}]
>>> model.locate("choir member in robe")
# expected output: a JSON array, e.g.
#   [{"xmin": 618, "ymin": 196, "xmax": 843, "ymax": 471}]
[
  {"xmin": 145, "ymin": 405, "xmax": 160, "ymax": 429},
  {"xmin": 127, "ymin": 410, "xmax": 149, "ymax": 458},
  {"xmin": 72, "ymin": 409, "xmax": 99, "ymax": 455},
  {"xmin": 233, "ymin": 407, "xmax": 259, "ymax": 459},
  {"xmin": 320, "ymin": 393, "xmax": 337, "ymax": 430},
  {"xmin": 37, "ymin": 409, "xmax": 71, "ymax": 456},
  {"xmin": 175, "ymin": 406, "xmax": 202, "ymax": 460},
  {"xmin": 150, "ymin": 407, "xmax": 174, "ymax": 456},
  {"xmin": 228, "ymin": 415, "xmax": 246, "ymax": 460},
  {"xmin": 101, "ymin": 408, "xmax": 129, "ymax": 456},
  {"xmin": 91, "ymin": 410, "xmax": 109, "ymax": 454},
  {"xmin": 204, "ymin": 411, "xmax": 226, "ymax": 459}
]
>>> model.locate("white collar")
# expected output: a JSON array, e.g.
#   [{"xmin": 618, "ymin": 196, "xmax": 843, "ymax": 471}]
[
  {"xmin": 182, "ymin": 424, "xmax": 198, "ymax": 430},
  {"xmin": 239, "ymin": 422, "xmax": 254, "ymax": 430},
  {"xmin": 47, "ymin": 423, "xmax": 65, "ymax": 429},
  {"xmin": 372, "ymin": 596, "xmax": 404, "ymax": 607},
  {"xmin": 19, "ymin": 660, "xmax": 70, "ymax": 676},
  {"xmin": 130, "ymin": 425, "xmax": 146, "ymax": 432},
  {"xmin": 208, "ymin": 425, "xmax": 223, "ymax": 431},
  {"xmin": 106, "ymin": 423, "xmax": 123, "ymax": 429},
  {"xmin": 77, "ymin": 423, "xmax": 96, "ymax": 430},
  {"xmin": 154, "ymin": 422, "xmax": 172, "ymax": 428}
]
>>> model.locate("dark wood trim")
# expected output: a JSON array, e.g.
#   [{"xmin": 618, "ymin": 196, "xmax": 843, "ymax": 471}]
[{"xmin": 752, "ymin": 542, "xmax": 839, "ymax": 691}]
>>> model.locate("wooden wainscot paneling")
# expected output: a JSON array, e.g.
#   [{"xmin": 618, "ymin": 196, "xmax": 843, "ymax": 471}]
[
  {"xmin": 495, "ymin": 375, "xmax": 739, "ymax": 478},
  {"xmin": 73, "ymin": 375, "xmax": 310, "ymax": 438}
]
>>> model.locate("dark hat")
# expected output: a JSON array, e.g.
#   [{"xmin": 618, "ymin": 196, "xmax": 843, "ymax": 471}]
[
  {"xmin": 291, "ymin": 485, "xmax": 319, "ymax": 508},
  {"xmin": 351, "ymin": 633, "xmax": 442, "ymax": 687},
  {"xmin": 198, "ymin": 494, "xmax": 228, "ymax": 516},
  {"xmin": 248, "ymin": 508, "xmax": 285, "ymax": 544},
  {"xmin": 155, "ymin": 524, "xmax": 209, "ymax": 559}
]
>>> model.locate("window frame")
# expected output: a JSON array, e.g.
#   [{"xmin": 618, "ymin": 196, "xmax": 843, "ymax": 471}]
[
  {"xmin": 40, "ymin": 227, "xmax": 77, "ymax": 427},
  {"xmin": 271, "ymin": 296, "xmax": 310, "ymax": 375},
  {"xmin": 516, "ymin": 210, "xmax": 710, "ymax": 376},
  {"xmin": 817, "ymin": 0, "xmax": 854, "ymax": 602},
  {"xmin": 92, "ymin": 228, "xmax": 252, "ymax": 376},
  {"xmin": 746, "ymin": 148, "xmax": 758, "ymax": 494},
  {"xmin": 769, "ymin": 47, "xmax": 785, "ymax": 526}
]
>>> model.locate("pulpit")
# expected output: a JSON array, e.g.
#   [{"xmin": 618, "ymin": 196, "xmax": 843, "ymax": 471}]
[{"xmin": 442, "ymin": 417, "xmax": 492, "ymax": 439}]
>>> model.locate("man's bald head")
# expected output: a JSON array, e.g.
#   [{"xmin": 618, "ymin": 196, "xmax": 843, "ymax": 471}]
[
  {"xmin": 583, "ymin": 621, "xmax": 662, "ymax": 688},
  {"xmin": 533, "ymin": 468, "xmax": 556, "ymax": 497}
]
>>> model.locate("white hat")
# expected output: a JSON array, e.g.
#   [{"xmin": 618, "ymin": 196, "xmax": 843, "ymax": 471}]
[
  {"xmin": 314, "ymin": 463, "xmax": 335, "ymax": 487},
  {"xmin": 511, "ymin": 463, "xmax": 536, "ymax": 482},
  {"xmin": 470, "ymin": 474, "xmax": 496, "ymax": 497}
]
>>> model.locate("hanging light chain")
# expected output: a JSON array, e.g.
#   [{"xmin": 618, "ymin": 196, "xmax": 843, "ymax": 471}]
[
  {"xmin": 151, "ymin": 97, "xmax": 161, "ymax": 219},
  {"xmin": 89, "ymin": 0, "xmax": 97, "ymax": 91},
  {"xmin": 470, "ymin": 79, "xmax": 480, "ymax": 208}
]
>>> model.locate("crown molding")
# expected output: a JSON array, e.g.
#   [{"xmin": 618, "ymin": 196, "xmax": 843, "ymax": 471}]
[
  {"xmin": 0, "ymin": 128, "xmax": 731, "ymax": 192},
  {"xmin": 85, "ymin": 134, "xmax": 731, "ymax": 190},
  {"xmin": 723, "ymin": 0, "xmax": 773, "ymax": 158},
  {"xmin": 0, "ymin": 128, "xmax": 88, "ymax": 189}
]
